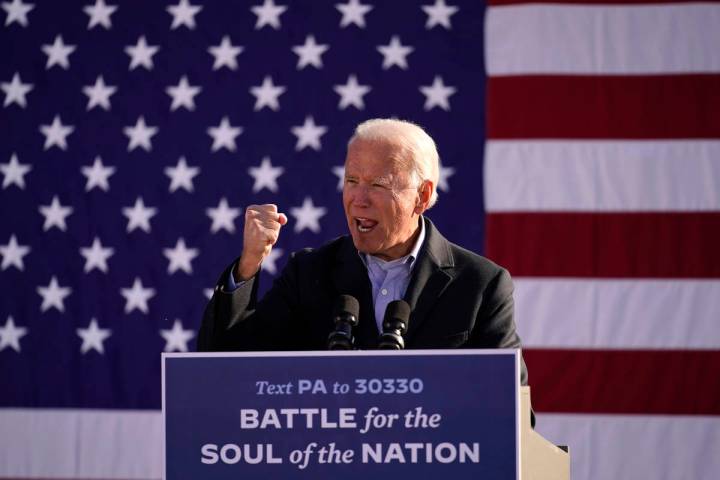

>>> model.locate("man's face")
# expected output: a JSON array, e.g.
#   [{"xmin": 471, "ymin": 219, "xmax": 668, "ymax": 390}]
[{"xmin": 343, "ymin": 137, "xmax": 424, "ymax": 260}]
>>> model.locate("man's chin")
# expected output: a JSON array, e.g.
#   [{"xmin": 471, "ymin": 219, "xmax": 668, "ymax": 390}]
[
  {"xmin": 351, "ymin": 238, "xmax": 368, "ymax": 254},
  {"xmin": 350, "ymin": 236, "xmax": 375, "ymax": 256}
]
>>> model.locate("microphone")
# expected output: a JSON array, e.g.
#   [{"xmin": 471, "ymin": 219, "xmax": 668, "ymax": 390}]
[
  {"xmin": 327, "ymin": 295, "xmax": 360, "ymax": 350},
  {"xmin": 377, "ymin": 300, "xmax": 410, "ymax": 350}
]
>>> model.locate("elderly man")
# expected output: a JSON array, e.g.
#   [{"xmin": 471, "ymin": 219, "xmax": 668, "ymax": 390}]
[{"xmin": 198, "ymin": 118, "xmax": 528, "ymax": 385}]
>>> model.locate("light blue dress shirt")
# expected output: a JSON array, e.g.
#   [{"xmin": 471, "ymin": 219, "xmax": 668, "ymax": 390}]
[{"xmin": 360, "ymin": 219, "xmax": 425, "ymax": 332}]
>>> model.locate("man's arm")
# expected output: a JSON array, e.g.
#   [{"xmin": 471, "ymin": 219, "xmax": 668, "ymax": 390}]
[
  {"xmin": 197, "ymin": 203, "xmax": 291, "ymax": 352},
  {"xmin": 197, "ymin": 257, "xmax": 301, "ymax": 351},
  {"xmin": 197, "ymin": 261, "xmax": 257, "ymax": 351},
  {"xmin": 468, "ymin": 266, "xmax": 534, "ymax": 426},
  {"xmin": 469, "ymin": 267, "xmax": 529, "ymax": 386}
]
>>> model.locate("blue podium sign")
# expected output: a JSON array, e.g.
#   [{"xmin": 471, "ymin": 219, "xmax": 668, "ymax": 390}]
[{"xmin": 162, "ymin": 350, "xmax": 520, "ymax": 479}]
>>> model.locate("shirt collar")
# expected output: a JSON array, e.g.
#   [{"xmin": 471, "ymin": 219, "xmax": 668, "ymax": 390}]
[{"xmin": 358, "ymin": 216, "xmax": 426, "ymax": 269}]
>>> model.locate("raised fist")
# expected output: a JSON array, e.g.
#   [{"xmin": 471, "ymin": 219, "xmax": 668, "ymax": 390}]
[{"xmin": 235, "ymin": 204, "xmax": 288, "ymax": 281}]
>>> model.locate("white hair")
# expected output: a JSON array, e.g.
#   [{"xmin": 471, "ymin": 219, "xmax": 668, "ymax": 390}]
[{"xmin": 349, "ymin": 118, "xmax": 440, "ymax": 208}]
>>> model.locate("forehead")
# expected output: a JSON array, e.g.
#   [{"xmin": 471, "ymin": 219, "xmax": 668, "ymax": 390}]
[{"xmin": 344, "ymin": 138, "xmax": 410, "ymax": 177}]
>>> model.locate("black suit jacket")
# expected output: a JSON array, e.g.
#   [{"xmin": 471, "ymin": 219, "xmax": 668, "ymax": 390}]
[{"xmin": 198, "ymin": 218, "xmax": 529, "ymax": 385}]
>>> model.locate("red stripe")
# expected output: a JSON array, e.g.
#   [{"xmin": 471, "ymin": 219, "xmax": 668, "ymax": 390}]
[
  {"xmin": 487, "ymin": 75, "xmax": 720, "ymax": 139},
  {"xmin": 485, "ymin": 213, "xmax": 720, "ymax": 278},
  {"xmin": 524, "ymin": 349, "xmax": 720, "ymax": 415}
]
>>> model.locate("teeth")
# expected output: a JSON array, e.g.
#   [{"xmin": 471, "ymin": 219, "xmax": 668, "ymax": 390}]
[{"xmin": 356, "ymin": 217, "xmax": 373, "ymax": 233}]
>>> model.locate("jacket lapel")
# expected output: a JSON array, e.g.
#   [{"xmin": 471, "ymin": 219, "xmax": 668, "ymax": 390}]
[{"xmin": 404, "ymin": 218, "xmax": 454, "ymax": 341}]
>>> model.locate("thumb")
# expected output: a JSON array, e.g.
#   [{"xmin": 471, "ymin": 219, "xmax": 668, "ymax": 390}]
[{"xmin": 278, "ymin": 212, "xmax": 288, "ymax": 225}]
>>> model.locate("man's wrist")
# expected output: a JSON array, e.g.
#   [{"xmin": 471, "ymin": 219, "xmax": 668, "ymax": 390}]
[{"xmin": 234, "ymin": 256, "xmax": 260, "ymax": 282}]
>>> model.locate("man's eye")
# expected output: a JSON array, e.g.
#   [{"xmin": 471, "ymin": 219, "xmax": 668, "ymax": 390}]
[
  {"xmin": 372, "ymin": 183, "xmax": 387, "ymax": 190},
  {"xmin": 345, "ymin": 178, "xmax": 358, "ymax": 185}
]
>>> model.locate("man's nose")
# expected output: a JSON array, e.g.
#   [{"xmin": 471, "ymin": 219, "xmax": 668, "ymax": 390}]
[{"xmin": 351, "ymin": 185, "xmax": 371, "ymax": 206}]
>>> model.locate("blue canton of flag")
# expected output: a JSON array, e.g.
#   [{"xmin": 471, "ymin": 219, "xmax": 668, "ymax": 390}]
[{"xmin": 0, "ymin": 0, "xmax": 484, "ymax": 411}]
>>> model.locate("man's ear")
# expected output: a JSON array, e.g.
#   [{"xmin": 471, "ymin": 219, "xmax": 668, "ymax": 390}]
[{"xmin": 415, "ymin": 180, "xmax": 433, "ymax": 214}]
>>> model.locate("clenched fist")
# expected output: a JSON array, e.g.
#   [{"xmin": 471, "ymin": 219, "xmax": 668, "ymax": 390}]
[{"xmin": 234, "ymin": 204, "xmax": 288, "ymax": 282}]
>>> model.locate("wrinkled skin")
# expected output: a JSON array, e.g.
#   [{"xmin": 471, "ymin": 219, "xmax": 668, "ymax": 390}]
[{"xmin": 343, "ymin": 137, "xmax": 432, "ymax": 260}]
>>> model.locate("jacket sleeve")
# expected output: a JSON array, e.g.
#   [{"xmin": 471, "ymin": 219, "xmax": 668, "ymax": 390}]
[
  {"xmin": 471, "ymin": 267, "xmax": 535, "ymax": 426},
  {"xmin": 470, "ymin": 267, "xmax": 530, "ymax": 387},
  {"xmin": 197, "ymin": 255, "xmax": 302, "ymax": 352}
]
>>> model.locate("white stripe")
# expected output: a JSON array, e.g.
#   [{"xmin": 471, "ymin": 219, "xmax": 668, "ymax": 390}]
[
  {"xmin": 0, "ymin": 409, "xmax": 162, "ymax": 479},
  {"xmin": 1, "ymin": 409, "xmax": 716, "ymax": 480},
  {"xmin": 514, "ymin": 278, "xmax": 720, "ymax": 349},
  {"xmin": 485, "ymin": 140, "xmax": 720, "ymax": 212},
  {"xmin": 535, "ymin": 413, "xmax": 720, "ymax": 480},
  {"xmin": 486, "ymin": 4, "xmax": 720, "ymax": 75}
]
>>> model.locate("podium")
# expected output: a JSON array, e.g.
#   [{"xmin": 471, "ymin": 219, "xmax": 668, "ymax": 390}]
[
  {"xmin": 520, "ymin": 386, "xmax": 570, "ymax": 479},
  {"xmin": 162, "ymin": 350, "xmax": 569, "ymax": 479}
]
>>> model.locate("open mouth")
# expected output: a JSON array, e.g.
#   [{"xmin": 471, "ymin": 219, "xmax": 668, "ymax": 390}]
[{"xmin": 355, "ymin": 217, "xmax": 378, "ymax": 233}]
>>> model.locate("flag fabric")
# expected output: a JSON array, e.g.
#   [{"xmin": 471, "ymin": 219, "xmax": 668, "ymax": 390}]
[
  {"xmin": 484, "ymin": 0, "xmax": 720, "ymax": 478},
  {"xmin": 0, "ymin": 1, "xmax": 718, "ymax": 479}
]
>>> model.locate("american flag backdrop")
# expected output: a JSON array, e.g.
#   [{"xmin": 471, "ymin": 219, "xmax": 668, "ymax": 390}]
[{"xmin": 0, "ymin": 0, "xmax": 718, "ymax": 478}]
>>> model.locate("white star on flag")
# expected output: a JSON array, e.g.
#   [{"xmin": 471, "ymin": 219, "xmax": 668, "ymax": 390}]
[
  {"xmin": 290, "ymin": 197, "xmax": 327, "ymax": 233},
  {"xmin": 437, "ymin": 160, "xmax": 456, "ymax": 192},
  {"xmin": 203, "ymin": 288, "xmax": 214, "ymax": 300},
  {"xmin": 79, "ymin": 237, "xmax": 115, "ymax": 273},
  {"xmin": 420, "ymin": 76, "xmax": 457, "ymax": 111},
  {"xmin": 251, "ymin": 0, "xmax": 287, "ymax": 30},
  {"xmin": 160, "ymin": 319, "xmax": 195, "ymax": 352},
  {"xmin": 125, "ymin": 36, "xmax": 159, "ymax": 70},
  {"xmin": 83, "ymin": 0, "xmax": 117, "ymax": 30},
  {"xmin": 334, "ymin": 74, "xmax": 371, "ymax": 110},
  {"xmin": 206, "ymin": 197, "xmax": 241, "ymax": 234},
  {"xmin": 292, "ymin": 35, "xmax": 329, "ymax": 69},
  {"xmin": 165, "ymin": 157, "xmax": 200, "ymax": 193},
  {"xmin": 38, "ymin": 196, "xmax": 73, "ymax": 232},
  {"xmin": 0, "ymin": 234, "xmax": 31, "ymax": 271},
  {"xmin": 81, "ymin": 156, "xmax": 116, "ymax": 192},
  {"xmin": 336, "ymin": 0, "xmax": 373, "ymax": 28},
  {"xmin": 122, "ymin": 197, "xmax": 158, "ymax": 233},
  {"xmin": 291, "ymin": 116, "xmax": 327, "ymax": 151},
  {"xmin": 248, "ymin": 156, "xmax": 284, "ymax": 193},
  {"xmin": 0, "ymin": 316, "xmax": 28, "ymax": 352},
  {"xmin": 76, "ymin": 318, "xmax": 111, "ymax": 354},
  {"xmin": 166, "ymin": 75, "xmax": 201, "ymax": 111},
  {"xmin": 207, "ymin": 116, "xmax": 243, "ymax": 152},
  {"xmin": 42, "ymin": 35, "xmax": 76, "ymax": 70},
  {"xmin": 123, "ymin": 116, "xmax": 158, "ymax": 152},
  {"xmin": 422, "ymin": 0, "xmax": 458, "ymax": 29},
  {"xmin": 166, "ymin": 0, "xmax": 202, "ymax": 30},
  {"xmin": 39, "ymin": 115, "xmax": 74, "ymax": 151},
  {"xmin": 332, "ymin": 165, "xmax": 345, "ymax": 191},
  {"xmin": 120, "ymin": 277, "xmax": 156, "ymax": 314},
  {"xmin": 2, "ymin": 72, "xmax": 33, "ymax": 108},
  {"xmin": 1, "ymin": 153, "xmax": 32, "ymax": 189},
  {"xmin": 261, "ymin": 248, "xmax": 284, "ymax": 275},
  {"xmin": 377, "ymin": 36, "xmax": 414, "ymax": 70},
  {"xmin": 2, "ymin": 0, "xmax": 34, "ymax": 27},
  {"xmin": 208, "ymin": 36, "xmax": 243, "ymax": 70},
  {"xmin": 250, "ymin": 76, "xmax": 286, "ymax": 111},
  {"xmin": 37, "ymin": 276, "xmax": 72, "ymax": 313},
  {"xmin": 163, "ymin": 238, "xmax": 199, "ymax": 274},
  {"xmin": 82, "ymin": 75, "xmax": 117, "ymax": 111}
]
